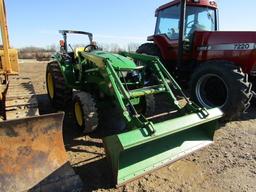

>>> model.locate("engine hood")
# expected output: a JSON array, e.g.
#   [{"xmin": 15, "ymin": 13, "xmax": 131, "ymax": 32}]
[
  {"xmin": 193, "ymin": 31, "xmax": 256, "ymax": 73},
  {"xmin": 194, "ymin": 31, "xmax": 256, "ymax": 48}
]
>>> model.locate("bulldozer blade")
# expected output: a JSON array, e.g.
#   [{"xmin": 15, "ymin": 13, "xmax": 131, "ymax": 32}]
[
  {"xmin": 103, "ymin": 108, "xmax": 223, "ymax": 186},
  {"xmin": 0, "ymin": 113, "xmax": 83, "ymax": 192}
]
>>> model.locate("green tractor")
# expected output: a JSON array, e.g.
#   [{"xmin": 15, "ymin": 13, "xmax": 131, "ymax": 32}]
[{"xmin": 46, "ymin": 30, "xmax": 223, "ymax": 186}]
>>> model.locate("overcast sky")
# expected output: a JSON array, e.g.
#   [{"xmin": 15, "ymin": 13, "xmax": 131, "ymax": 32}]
[{"xmin": 5, "ymin": 0, "xmax": 256, "ymax": 48}]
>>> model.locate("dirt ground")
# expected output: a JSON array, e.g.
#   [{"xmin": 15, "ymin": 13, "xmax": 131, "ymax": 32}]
[{"xmin": 20, "ymin": 60, "xmax": 256, "ymax": 192}]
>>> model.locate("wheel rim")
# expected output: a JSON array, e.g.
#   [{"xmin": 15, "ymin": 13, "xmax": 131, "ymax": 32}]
[
  {"xmin": 195, "ymin": 74, "xmax": 229, "ymax": 108},
  {"xmin": 47, "ymin": 73, "xmax": 54, "ymax": 99},
  {"xmin": 74, "ymin": 102, "xmax": 83, "ymax": 127}
]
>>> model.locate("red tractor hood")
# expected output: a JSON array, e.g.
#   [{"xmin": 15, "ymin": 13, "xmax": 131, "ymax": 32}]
[{"xmin": 193, "ymin": 31, "xmax": 256, "ymax": 73}]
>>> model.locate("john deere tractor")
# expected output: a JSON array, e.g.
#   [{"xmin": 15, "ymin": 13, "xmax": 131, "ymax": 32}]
[{"xmin": 46, "ymin": 30, "xmax": 223, "ymax": 186}]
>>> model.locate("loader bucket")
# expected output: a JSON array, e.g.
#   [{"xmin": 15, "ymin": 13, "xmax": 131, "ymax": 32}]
[
  {"xmin": 103, "ymin": 108, "xmax": 223, "ymax": 186},
  {"xmin": 0, "ymin": 113, "xmax": 82, "ymax": 192}
]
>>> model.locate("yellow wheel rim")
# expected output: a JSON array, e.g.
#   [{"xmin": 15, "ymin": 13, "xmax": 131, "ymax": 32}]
[
  {"xmin": 75, "ymin": 102, "xmax": 83, "ymax": 127},
  {"xmin": 47, "ymin": 73, "xmax": 54, "ymax": 99}
]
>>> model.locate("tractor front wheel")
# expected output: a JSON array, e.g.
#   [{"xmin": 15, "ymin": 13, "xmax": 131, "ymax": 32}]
[
  {"xmin": 73, "ymin": 92, "xmax": 99, "ymax": 133},
  {"xmin": 190, "ymin": 61, "xmax": 252, "ymax": 120},
  {"xmin": 135, "ymin": 95, "xmax": 156, "ymax": 117},
  {"xmin": 46, "ymin": 62, "xmax": 72, "ymax": 110}
]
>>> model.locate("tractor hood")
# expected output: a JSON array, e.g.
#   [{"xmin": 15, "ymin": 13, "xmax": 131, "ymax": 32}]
[
  {"xmin": 84, "ymin": 50, "xmax": 137, "ymax": 70},
  {"xmin": 193, "ymin": 31, "xmax": 256, "ymax": 73}
]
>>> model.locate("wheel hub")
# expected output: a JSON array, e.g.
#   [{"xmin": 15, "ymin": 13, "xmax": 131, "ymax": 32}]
[
  {"xmin": 74, "ymin": 102, "xmax": 83, "ymax": 127},
  {"xmin": 47, "ymin": 73, "xmax": 54, "ymax": 99}
]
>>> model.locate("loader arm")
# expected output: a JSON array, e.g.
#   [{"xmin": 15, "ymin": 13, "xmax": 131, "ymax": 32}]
[
  {"xmin": 102, "ymin": 52, "xmax": 223, "ymax": 185},
  {"xmin": 0, "ymin": 0, "xmax": 18, "ymax": 74}
]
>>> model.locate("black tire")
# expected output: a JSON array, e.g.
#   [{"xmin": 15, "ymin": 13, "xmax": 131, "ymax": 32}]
[
  {"xmin": 0, "ymin": 99, "xmax": 5, "ymax": 120},
  {"xmin": 249, "ymin": 77, "xmax": 256, "ymax": 104},
  {"xmin": 190, "ymin": 60, "xmax": 252, "ymax": 120},
  {"xmin": 135, "ymin": 95, "xmax": 156, "ymax": 117},
  {"xmin": 46, "ymin": 62, "xmax": 72, "ymax": 109},
  {"xmin": 136, "ymin": 43, "xmax": 161, "ymax": 57},
  {"xmin": 73, "ymin": 92, "xmax": 99, "ymax": 133}
]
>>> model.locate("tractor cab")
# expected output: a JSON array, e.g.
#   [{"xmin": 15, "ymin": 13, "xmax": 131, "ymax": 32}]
[
  {"xmin": 154, "ymin": 0, "xmax": 218, "ymax": 41},
  {"xmin": 148, "ymin": 0, "xmax": 218, "ymax": 65}
]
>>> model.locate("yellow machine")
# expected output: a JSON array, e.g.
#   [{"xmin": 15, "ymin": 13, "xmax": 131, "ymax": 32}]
[
  {"xmin": 0, "ymin": 0, "xmax": 39, "ymax": 121},
  {"xmin": 0, "ymin": 1, "xmax": 82, "ymax": 191},
  {"xmin": 0, "ymin": 0, "xmax": 19, "ymax": 75}
]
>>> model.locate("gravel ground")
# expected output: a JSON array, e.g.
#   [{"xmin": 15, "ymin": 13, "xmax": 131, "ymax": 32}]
[{"xmin": 20, "ymin": 60, "xmax": 256, "ymax": 192}]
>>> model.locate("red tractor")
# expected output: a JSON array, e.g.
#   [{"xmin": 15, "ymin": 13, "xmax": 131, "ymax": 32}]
[{"xmin": 137, "ymin": 0, "xmax": 255, "ymax": 120}]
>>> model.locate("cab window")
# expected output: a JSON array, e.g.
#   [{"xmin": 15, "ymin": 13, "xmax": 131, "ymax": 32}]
[
  {"xmin": 155, "ymin": 4, "xmax": 180, "ymax": 40},
  {"xmin": 185, "ymin": 6, "xmax": 216, "ymax": 39}
]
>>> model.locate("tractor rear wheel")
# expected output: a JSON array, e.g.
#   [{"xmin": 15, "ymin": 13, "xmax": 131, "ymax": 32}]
[
  {"xmin": 190, "ymin": 61, "xmax": 252, "ymax": 120},
  {"xmin": 73, "ymin": 92, "xmax": 98, "ymax": 133},
  {"xmin": 46, "ymin": 62, "xmax": 72, "ymax": 109},
  {"xmin": 137, "ymin": 43, "xmax": 161, "ymax": 57}
]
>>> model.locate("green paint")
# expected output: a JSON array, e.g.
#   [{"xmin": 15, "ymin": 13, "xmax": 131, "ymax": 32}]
[{"xmin": 52, "ymin": 47, "xmax": 223, "ymax": 186}]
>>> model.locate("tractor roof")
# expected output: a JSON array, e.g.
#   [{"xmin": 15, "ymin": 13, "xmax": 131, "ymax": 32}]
[{"xmin": 156, "ymin": 0, "xmax": 217, "ymax": 13}]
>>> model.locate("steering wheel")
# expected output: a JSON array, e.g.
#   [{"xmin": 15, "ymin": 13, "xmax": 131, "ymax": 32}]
[
  {"xmin": 185, "ymin": 20, "xmax": 195, "ymax": 29},
  {"xmin": 84, "ymin": 44, "xmax": 98, "ymax": 52},
  {"xmin": 185, "ymin": 21, "xmax": 198, "ymax": 39}
]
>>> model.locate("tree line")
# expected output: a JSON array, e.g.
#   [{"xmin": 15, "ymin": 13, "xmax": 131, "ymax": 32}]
[{"xmin": 18, "ymin": 43, "xmax": 141, "ymax": 61}]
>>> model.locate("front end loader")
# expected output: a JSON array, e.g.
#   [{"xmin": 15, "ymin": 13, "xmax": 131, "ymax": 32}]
[{"xmin": 46, "ymin": 30, "xmax": 223, "ymax": 186}]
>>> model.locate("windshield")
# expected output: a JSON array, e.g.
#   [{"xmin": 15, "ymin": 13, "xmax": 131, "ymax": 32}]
[
  {"xmin": 66, "ymin": 34, "xmax": 92, "ymax": 52},
  {"xmin": 185, "ymin": 6, "xmax": 216, "ymax": 39},
  {"xmin": 155, "ymin": 5, "xmax": 216, "ymax": 40}
]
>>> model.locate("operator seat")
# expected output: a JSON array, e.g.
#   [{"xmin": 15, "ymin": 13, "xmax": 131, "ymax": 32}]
[
  {"xmin": 187, "ymin": 23, "xmax": 208, "ymax": 40},
  {"xmin": 167, "ymin": 28, "xmax": 179, "ymax": 40}
]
